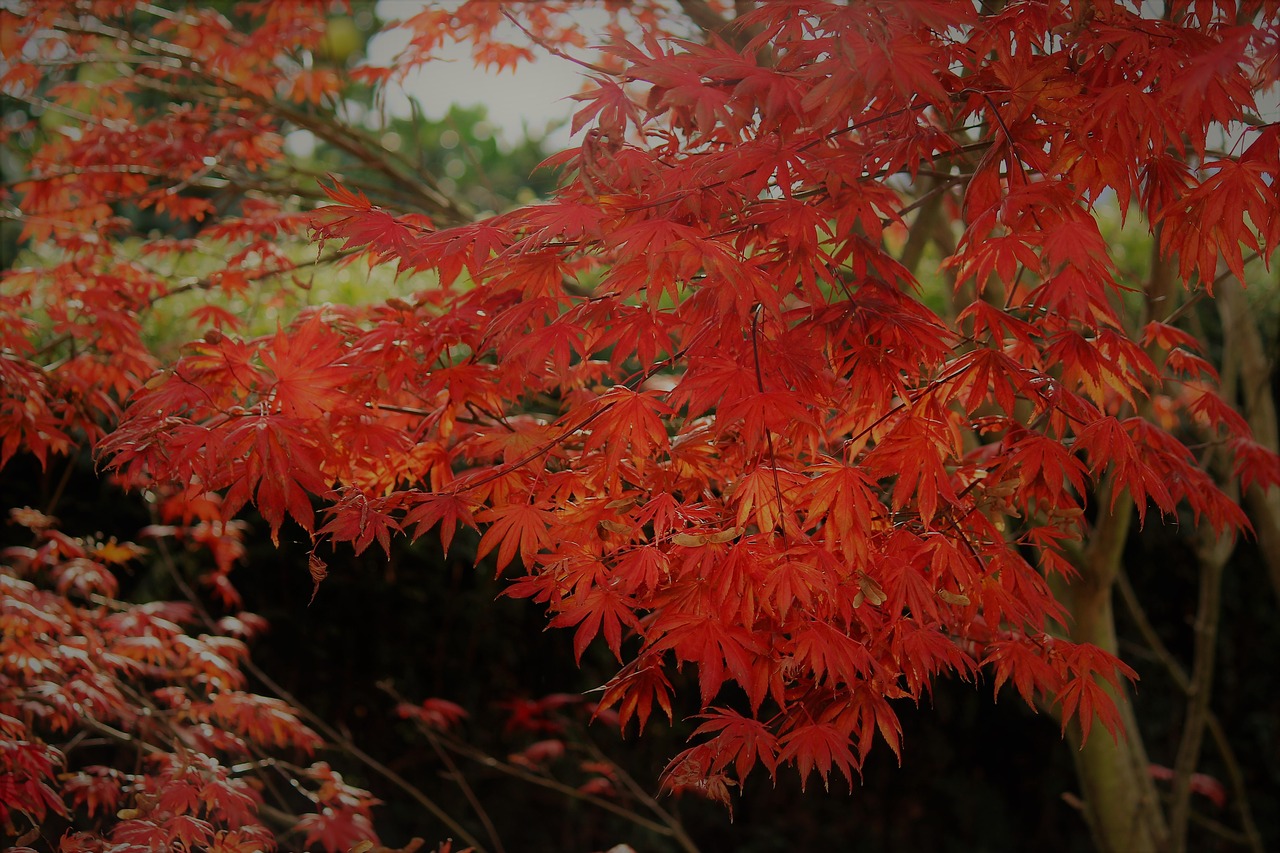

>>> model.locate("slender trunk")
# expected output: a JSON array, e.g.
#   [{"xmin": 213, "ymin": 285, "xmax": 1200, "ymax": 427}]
[
  {"xmin": 1216, "ymin": 277, "xmax": 1280, "ymax": 603},
  {"xmin": 1056, "ymin": 496, "xmax": 1169, "ymax": 852},
  {"xmin": 1168, "ymin": 527, "xmax": 1232, "ymax": 853}
]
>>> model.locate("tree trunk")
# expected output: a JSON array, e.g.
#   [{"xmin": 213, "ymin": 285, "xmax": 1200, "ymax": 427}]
[
  {"xmin": 1056, "ymin": 497, "xmax": 1169, "ymax": 852},
  {"xmin": 1059, "ymin": 582, "xmax": 1169, "ymax": 852},
  {"xmin": 1216, "ymin": 277, "xmax": 1280, "ymax": 603}
]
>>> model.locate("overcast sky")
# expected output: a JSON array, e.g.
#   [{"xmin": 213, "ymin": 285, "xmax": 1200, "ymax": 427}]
[{"xmin": 368, "ymin": 1, "xmax": 613, "ymax": 151}]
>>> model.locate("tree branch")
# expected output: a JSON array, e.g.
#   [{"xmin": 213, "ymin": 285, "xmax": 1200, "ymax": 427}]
[
  {"xmin": 1117, "ymin": 572, "xmax": 1266, "ymax": 853},
  {"xmin": 678, "ymin": 0, "xmax": 750, "ymax": 50},
  {"xmin": 1216, "ymin": 276, "xmax": 1280, "ymax": 603},
  {"xmin": 1168, "ymin": 527, "xmax": 1231, "ymax": 853},
  {"xmin": 150, "ymin": 535, "xmax": 487, "ymax": 852},
  {"xmin": 433, "ymin": 733, "xmax": 690, "ymax": 845}
]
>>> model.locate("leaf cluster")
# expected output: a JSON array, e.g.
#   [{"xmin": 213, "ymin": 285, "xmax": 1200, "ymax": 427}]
[{"xmin": 3, "ymin": 0, "xmax": 1280, "ymax": 827}]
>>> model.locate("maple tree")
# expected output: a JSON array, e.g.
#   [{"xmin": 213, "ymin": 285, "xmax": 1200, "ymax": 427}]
[
  {"xmin": 0, "ymin": 501, "xmax": 390, "ymax": 851},
  {"xmin": 2, "ymin": 1, "xmax": 1280, "ymax": 851}
]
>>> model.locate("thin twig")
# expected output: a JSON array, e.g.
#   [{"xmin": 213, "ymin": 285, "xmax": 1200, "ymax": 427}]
[
  {"xmin": 1168, "ymin": 534, "xmax": 1229, "ymax": 853},
  {"xmin": 42, "ymin": 453, "xmax": 80, "ymax": 518},
  {"xmin": 500, "ymin": 9, "xmax": 615, "ymax": 75},
  {"xmin": 442, "ymin": 324, "xmax": 710, "ymax": 498},
  {"xmin": 1116, "ymin": 572, "xmax": 1266, "ymax": 853},
  {"xmin": 433, "ymin": 731, "xmax": 689, "ymax": 844},
  {"xmin": 425, "ymin": 728, "xmax": 506, "ymax": 853},
  {"xmin": 750, "ymin": 307, "xmax": 789, "ymax": 539},
  {"xmin": 580, "ymin": 736, "xmax": 702, "ymax": 853},
  {"xmin": 151, "ymin": 535, "xmax": 487, "ymax": 851}
]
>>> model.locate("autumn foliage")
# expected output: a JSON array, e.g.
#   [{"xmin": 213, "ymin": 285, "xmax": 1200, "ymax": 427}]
[
  {"xmin": 3, "ymin": 0, "xmax": 1280, "ymax": 848},
  {"xmin": 0, "ymin": 501, "xmax": 386, "ymax": 851}
]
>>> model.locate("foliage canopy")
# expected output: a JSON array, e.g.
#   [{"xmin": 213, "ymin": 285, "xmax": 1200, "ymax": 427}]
[{"xmin": 2, "ymin": 0, "xmax": 1279, "ymax": 849}]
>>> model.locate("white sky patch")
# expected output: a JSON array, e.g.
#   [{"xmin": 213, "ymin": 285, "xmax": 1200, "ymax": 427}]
[{"xmin": 368, "ymin": 1, "xmax": 616, "ymax": 151}]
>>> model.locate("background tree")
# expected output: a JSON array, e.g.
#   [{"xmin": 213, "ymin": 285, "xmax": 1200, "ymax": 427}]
[{"xmin": 2, "ymin": 2, "xmax": 1279, "ymax": 852}]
